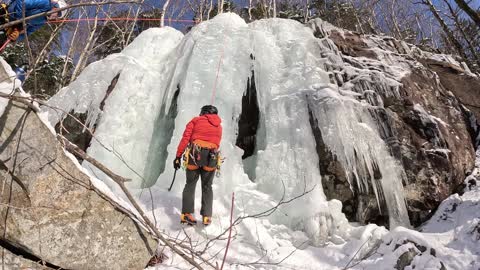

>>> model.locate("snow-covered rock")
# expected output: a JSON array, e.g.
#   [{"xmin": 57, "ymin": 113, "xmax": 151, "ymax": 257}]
[
  {"xmin": 0, "ymin": 62, "xmax": 156, "ymax": 269},
  {"xmin": 356, "ymin": 168, "xmax": 480, "ymax": 270}
]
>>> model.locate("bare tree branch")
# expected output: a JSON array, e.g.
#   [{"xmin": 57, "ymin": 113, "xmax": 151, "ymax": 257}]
[
  {"xmin": 0, "ymin": 1, "xmax": 142, "ymax": 31},
  {"xmin": 453, "ymin": 0, "xmax": 480, "ymax": 28},
  {"xmin": 219, "ymin": 192, "xmax": 234, "ymax": 270},
  {"xmin": 58, "ymin": 134, "xmax": 211, "ymax": 269}
]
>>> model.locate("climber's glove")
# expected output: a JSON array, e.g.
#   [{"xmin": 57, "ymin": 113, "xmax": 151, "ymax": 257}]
[
  {"xmin": 173, "ymin": 157, "xmax": 181, "ymax": 170},
  {"xmin": 6, "ymin": 27, "xmax": 20, "ymax": 41}
]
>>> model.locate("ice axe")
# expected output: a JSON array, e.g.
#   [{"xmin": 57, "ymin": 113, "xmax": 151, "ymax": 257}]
[{"xmin": 168, "ymin": 169, "xmax": 178, "ymax": 191}]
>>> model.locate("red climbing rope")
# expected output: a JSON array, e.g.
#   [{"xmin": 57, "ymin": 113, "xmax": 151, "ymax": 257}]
[
  {"xmin": 48, "ymin": 17, "xmax": 194, "ymax": 24},
  {"xmin": 220, "ymin": 192, "xmax": 235, "ymax": 270},
  {"xmin": 0, "ymin": 39, "xmax": 11, "ymax": 53},
  {"xmin": 210, "ymin": 32, "xmax": 227, "ymax": 105}
]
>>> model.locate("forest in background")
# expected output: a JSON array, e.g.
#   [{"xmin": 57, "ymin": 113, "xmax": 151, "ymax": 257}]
[{"xmin": 1, "ymin": 0, "xmax": 479, "ymax": 97}]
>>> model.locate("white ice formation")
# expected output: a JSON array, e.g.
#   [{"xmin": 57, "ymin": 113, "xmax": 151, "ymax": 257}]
[{"xmin": 45, "ymin": 13, "xmax": 412, "ymax": 246}]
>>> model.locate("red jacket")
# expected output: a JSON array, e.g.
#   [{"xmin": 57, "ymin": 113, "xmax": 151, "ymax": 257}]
[{"xmin": 176, "ymin": 114, "xmax": 222, "ymax": 157}]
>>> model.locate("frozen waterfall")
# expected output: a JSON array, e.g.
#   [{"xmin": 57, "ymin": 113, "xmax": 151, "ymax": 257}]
[{"xmin": 45, "ymin": 13, "xmax": 410, "ymax": 244}]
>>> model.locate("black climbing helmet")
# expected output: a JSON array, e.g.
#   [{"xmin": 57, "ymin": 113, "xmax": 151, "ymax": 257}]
[{"xmin": 200, "ymin": 105, "xmax": 218, "ymax": 115}]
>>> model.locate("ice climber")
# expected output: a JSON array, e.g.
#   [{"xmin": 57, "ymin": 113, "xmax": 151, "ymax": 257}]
[
  {"xmin": 0, "ymin": 0, "xmax": 66, "ymax": 42},
  {"xmin": 174, "ymin": 105, "xmax": 222, "ymax": 226}
]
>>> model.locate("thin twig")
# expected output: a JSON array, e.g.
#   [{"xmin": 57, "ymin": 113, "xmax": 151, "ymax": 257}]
[
  {"xmin": 0, "ymin": 1, "xmax": 142, "ymax": 30},
  {"xmin": 58, "ymin": 134, "xmax": 208, "ymax": 269},
  {"xmin": 148, "ymin": 187, "xmax": 158, "ymax": 227},
  {"xmin": 220, "ymin": 192, "xmax": 234, "ymax": 270},
  {"xmin": 342, "ymin": 235, "xmax": 373, "ymax": 270}
]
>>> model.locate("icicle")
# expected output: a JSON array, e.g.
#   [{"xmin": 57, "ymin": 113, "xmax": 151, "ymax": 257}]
[{"xmin": 307, "ymin": 91, "xmax": 410, "ymax": 228}]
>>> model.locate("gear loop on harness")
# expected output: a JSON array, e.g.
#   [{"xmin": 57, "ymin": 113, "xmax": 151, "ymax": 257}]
[{"xmin": 182, "ymin": 139, "xmax": 222, "ymax": 175}]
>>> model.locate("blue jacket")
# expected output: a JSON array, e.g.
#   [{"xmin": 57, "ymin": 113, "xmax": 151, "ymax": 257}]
[{"xmin": 8, "ymin": 0, "xmax": 58, "ymax": 40}]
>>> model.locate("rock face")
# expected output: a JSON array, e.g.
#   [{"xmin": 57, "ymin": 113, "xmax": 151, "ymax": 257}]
[
  {"xmin": 308, "ymin": 20, "xmax": 478, "ymax": 227},
  {"xmin": 420, "ymin": 57, "xmax": 480, "ymax": 123},
  {"xmin": 391, "ymin": 240, "xmax": 446, "ymax": 270},
  {"xmin": 1, "ymin": 248, "xmax": 55, "ymax": 270},
  {"xmin": 0, "ymin": 99, "xmax": 156, "ymax": 269}
]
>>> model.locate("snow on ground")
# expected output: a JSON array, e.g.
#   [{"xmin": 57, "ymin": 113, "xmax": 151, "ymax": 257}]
[
  {"xmin": 41, "ymin": 14, "xmax": 480, "ymax": 269},
  {"xmin": 358, "ymin": 165, "xmax": 480, "ymax": 270},
  {"xmin": 0, "ymin": 58, "xmax": 23, "ymax": 116}
]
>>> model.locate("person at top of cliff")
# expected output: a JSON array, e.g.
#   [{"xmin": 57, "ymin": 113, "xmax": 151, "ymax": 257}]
[
  {"xmin": 174, "ymin": 105, "xmax": 222, "ymax": 226},
  {"xmin": 0, "ymin": 0, "xmax": 67, "ymax": 42}
]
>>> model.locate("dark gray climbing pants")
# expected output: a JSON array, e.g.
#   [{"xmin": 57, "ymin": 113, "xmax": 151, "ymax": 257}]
[{"xmin": 182, "ymin": 168, "xmax": 215, "ymax": 216}]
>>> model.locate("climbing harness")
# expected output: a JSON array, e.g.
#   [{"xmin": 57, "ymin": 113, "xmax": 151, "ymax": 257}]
[{"xmin": 182, "ymin": 140, "xmax": 223, "ymax": 176}]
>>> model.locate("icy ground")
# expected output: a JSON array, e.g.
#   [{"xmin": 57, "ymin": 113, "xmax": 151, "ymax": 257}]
[{"xmin": 40, "ymin": 14, "xmax": 480, "ymax": 269}]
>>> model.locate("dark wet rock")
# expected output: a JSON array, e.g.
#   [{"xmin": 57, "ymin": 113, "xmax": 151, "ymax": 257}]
[
  {"xmin": 395, "ymin": 248, "xmax": 418, "ymax": 270},
  {"xmin": 390, "ymin": 240, "xmax": 445, "ymax": 270},
  {"xmin": 308, "ymin": 19, "xmax": 477, "ymax": 227}
]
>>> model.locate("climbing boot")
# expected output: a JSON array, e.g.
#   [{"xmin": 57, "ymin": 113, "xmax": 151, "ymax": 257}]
[
  {"xmin": 180, "ymin": 213, "xmax": 197, "ymax": 225},
  {"xmin": 202, "ymin": 216, "xmax": 212, "ymax": 226}
]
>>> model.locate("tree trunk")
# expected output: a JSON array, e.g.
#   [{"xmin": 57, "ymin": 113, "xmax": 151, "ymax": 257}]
[
  {"xmin": 453, "ymin": 0, "xmax": 480, "ymax": 29},
  {"xmin": 265, "ymin": 0, "xmax": 272, "ymax": 18},
  {"xmin": 444, "ymin": 0, "xmax": 480, "ymax": 65},
  {"xmin": 415, "ymin": 15, "xmax": 425, "ymax": 42},
  {"xmin": 365, "ymin": 0, "xmax": 380, "ymax": 35},
  {"xmin": 207, "ymin": 0, "xmax": 213, "ymax": 20},
  {"xmin": 219, "ymin": 0, "xmax": 224, "ymax": 14},
  {"xmin": 248, "ymin": 0, "xmax": 252, "ymax": 21},
  {"xmin": 390, "ymin": 0, "xmax": 403, "ymax": 39},
  {"xmin": 126, "ymin": 4, "xmax": 143, "ymax": 45},
  {"xmin": 261, "ymin": 0, "xmax": 267, "ymax": 18},
  {"xmin": 61, "ymin": 11, "xmax": 83, "ymax": 88},
  {"xmin": 304, "ymin": 0, "xmax": 309, "ymax": 23},
  {"xmin": 272, "ymin": 0, "xmax": 276, "ymax": 18},
  {"xmin": 25, "ymin": 22, "xmax": 66, "ymax": 85},
  {"xmin": 71, "ymin": 8, "xmax": 100, "ymax": 82},
  {"xmin": 161, "ymin": 0, "xmax": 171, "ymax": 27}
]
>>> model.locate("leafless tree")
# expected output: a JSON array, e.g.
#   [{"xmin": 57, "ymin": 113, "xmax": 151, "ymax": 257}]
[
  {"xmin": 248, "ymin": 0, "xmax": 253, "ymax": 21},
  {"xmin": 207, "ymin": 0, "xmax": 214, "ymax": 20},
  {"xmin": 219, "ymin": 0, "xmax": 225, "ymax": 14},
  {"xmin": 70, "ymin": 7, "xmax": 101, "ymax": 82},
  {"xmin": 304, "ymin": 0, "xmax": 309, "ymax": 22},
  {"xmin": 273, "ymin": 0, "xmax": 277, "ymax": 17},
  {"xmin": 161, "ymin": 0, "xmax": 171, "ymax": 27},
  {"xmin": 453, "ymin": 0, "xmax": 480, "ymax": 28},
  {"xmin": 0, "ymin": 1, "xmax": 141, "ymax": 30},
  {"xmin": 421, "ymin": 0, "xmax": 468, "ymax": 60},
  {"xmin": 443, "ymin": 0, "xmax": 480, "ymax": 65}
]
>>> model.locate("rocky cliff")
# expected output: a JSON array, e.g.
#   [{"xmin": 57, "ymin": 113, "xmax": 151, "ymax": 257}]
[{"xmin": 309, "ymin": 20, "xmax": 479, "ymax": 227}]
